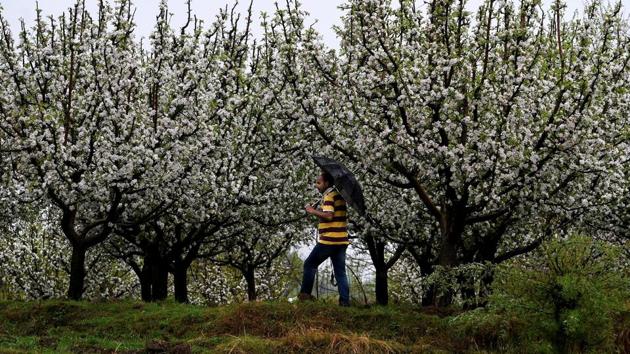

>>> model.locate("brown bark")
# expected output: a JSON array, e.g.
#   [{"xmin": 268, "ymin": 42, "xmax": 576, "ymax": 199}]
[
  {"xmin": 173, "ymin": 266, "xmax": 189, "ymax": 303},
  {"xmin": 67, "ymin": 245, "xmax": 86, "ymax": 300},
  {"xmin": 244, "ymin": 267, "xmax": 256, "ymax": 301}
]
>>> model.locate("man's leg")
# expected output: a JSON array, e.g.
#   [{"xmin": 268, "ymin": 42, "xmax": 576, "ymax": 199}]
[
  {"xmin": 330, "ymin": 245, "xmax": 350, "ymax": 306},
  {"xmin": 299, "ymin": 244, "xmax": 331, "ymax": 298}
]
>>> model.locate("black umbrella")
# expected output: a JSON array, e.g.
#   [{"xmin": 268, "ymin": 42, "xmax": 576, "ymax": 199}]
[{"xmin": 312, "ymin": 156, "xmax": 366, "ymax": 216}]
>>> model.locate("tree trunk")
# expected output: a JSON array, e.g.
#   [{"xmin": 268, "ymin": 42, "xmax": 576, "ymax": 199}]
[
  {"xmin": 433, "ymin": 215, "xmax": 463, "ymax": 307},
  {"xmin": 244, "ymin": 267, "xmax": 256, "ymax": 301},
  {"xmin": 375, "ymin": 268, "xmax": 389, "ymax": 306},
  {"xmin": 141, "ymin": 241, "xmax": 169, "ymax": 301},
  {"xmin": 422, "ymin": 284, "xmax": 436, "ymax": 306},
  {"xmin": 476, "ymin": 236, "xmax": 500, "ymax": 306},
  {"xmin": 478, "ymin": 271, "xmax": 494, "ymax": 306},
  {"xmin": 408, "ymin": 245, "xmax": 436, "ymax": 306},
  {"xmin": 433, "ymin": 240, "xmax": 458, "ymax": 307},
  {"xmin": 140, "ymin": 260, "xmax": 152, "ymax": 302},
  {"xmin": 151, "ymin": 259, "xmax": 168, "ymax": 301},
  {"xmin": 458, "ymin": 274, "xmax": 478, "ymax": 309},
  {"xmin": 365, "ymin": 234, "xmax": 390, "ymax": 306},
  {"xmin": 173, "ymin": 266, "xmax": 189, "ymax": 303},
  {"xmin": 458, "ymin": 250, "xmax": 478, "ymax": 309},
  {"xmin": 67, "ymin": 245, "xmax": 87, "ymax": 300}
]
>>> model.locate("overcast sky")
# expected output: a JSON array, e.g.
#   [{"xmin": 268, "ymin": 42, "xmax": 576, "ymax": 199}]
[{"xmin": 2, "ymin": 0, "xmax": 628, "ymax": 49}]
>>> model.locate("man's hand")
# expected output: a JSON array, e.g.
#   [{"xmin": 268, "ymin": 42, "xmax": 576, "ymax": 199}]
[{"xmin": 305, "ymin": 204, "xmax": 333, "ymax": 220}]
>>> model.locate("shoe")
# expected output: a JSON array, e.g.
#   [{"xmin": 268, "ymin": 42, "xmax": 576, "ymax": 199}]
[
  {"xmin": 339, "ymin": 301, "xmax": 350, "ymax": 307},
  {"xmin": 298, "ymin": 293, "xmax": 315, "ymax": 301}
]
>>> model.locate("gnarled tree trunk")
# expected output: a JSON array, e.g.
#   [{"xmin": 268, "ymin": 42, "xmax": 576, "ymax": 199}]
[
  {"xmin": 68, "ymin": 245, "xmax": 87, "ymax": 300},
  {"xmin": 244, "ymin": 266, "xmax": 257, "ymax": 301}
]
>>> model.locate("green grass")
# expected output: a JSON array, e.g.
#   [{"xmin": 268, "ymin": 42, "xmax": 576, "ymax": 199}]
[{"xmin": 0, "ymin": 299, "xmax": 627, "ymax": 353}]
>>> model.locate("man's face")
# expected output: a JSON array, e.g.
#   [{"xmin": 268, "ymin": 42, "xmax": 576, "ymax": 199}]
[{"xmin": 315, "ymin": 174, "xmax": 329, "ymax": 193}]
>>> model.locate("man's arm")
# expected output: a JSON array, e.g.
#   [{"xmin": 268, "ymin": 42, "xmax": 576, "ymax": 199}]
[{"xmin": 305, "ymin": 205, "xmax": 334, "ymax": 220}]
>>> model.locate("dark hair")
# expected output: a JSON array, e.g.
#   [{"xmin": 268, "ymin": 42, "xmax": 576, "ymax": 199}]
[{"xmin": 321, "ymin": 171, "xmax": 334, "ymax": 185}]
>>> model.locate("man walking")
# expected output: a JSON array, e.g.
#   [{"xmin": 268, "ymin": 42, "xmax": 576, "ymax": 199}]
[{"xmin": 299, "ymin": 171, "xmax": 350, "ymax": 306}]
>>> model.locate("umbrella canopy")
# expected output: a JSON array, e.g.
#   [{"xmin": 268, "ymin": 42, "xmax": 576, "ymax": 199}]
[{"xmin": 312, "ymin": 156, "xmax": 366, "ymax": 216}]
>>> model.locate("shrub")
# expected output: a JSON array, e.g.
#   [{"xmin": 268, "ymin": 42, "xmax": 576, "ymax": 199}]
[{"xmin": 483, "ymin": 236, "xmax": 629, "ymax": 352}]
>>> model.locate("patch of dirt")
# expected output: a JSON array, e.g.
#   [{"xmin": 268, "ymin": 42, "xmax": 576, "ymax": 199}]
[
  {"xmin": 37, "ymin": 336, "xmax": 58, "ymax": 348},
  {"xmin": 146, "ymin": 339, "xmax": 192, "ymax": 353}
]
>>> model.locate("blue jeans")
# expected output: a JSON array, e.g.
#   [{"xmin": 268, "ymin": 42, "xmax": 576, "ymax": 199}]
[{"xmin": 300, "ymin": 243, "xmax": 349, "ymax": 305}]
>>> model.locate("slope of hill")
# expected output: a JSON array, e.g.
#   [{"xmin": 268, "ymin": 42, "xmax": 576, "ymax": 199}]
[{"xmin": 0, "ymin": 300, "xmax": 627, "ymax": 353}]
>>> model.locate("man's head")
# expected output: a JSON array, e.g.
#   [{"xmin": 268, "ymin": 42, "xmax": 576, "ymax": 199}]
[{"xmin": 315, "ymin": 171, "xmax": 333, "ymax": 193}]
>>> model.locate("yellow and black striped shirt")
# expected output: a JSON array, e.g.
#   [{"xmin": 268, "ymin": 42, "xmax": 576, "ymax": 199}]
[{"xmin": 318, "ymin": 190, "xmax": 349, "ymax": 245}]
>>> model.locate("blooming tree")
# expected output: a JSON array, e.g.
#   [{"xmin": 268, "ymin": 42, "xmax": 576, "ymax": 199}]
[
  {"xmin": 190, "ymin": 4, "xmax": 315, "ymax": 302},
  {"xmin": 1, "ymin": 0, "xmax": 628, "ymax": 308},
  {"xmin": 284, "ymin": 0, "xmax": 630, "ymax": 305},
  {"xmin": 0, "ymin": 0, "xmax": 184, "ymax": 299},
  {"xmin": 0, "ymin": 204, "xmax": 138, "ymax": 300},
  {"xmin": 106, "ymin": 1, "xmax": 313, "ymax": 303}
]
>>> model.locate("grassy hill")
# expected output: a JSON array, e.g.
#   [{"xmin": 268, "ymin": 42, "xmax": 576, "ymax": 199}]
[{"xmin": 0, "ymin": 300, "xmax": 628, "ymax": 353}]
